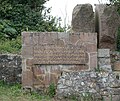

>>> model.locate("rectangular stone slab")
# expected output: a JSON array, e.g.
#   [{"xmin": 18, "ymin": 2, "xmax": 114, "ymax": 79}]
[
  {"xmin": 33, "ymin": 46, "xmax": 88, "ymax": 64},
  {"xmin": 22, "ymin": 32, "xmax": 97, "ymax": 90},
  {"xmin": 22, "ymin": 32, "xmax": 97, "ymax": 67}
]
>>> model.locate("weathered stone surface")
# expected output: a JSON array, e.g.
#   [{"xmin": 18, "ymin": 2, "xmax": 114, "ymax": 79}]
[
  {"xmin": 22, "ymin": 70, "xmax": 33, "ymax": 87},
  {"xmin": 22, "ymin": 32, "xmax": 97, "ymax": 65},
  {"xmin": 99, "ymin": 65, "xmax": 112, "ymax": 72},
  {"xmin": 0, "ymin": 54, "xmax": 22, "ymax": 84},
  {"xmin": 22, "ymin": 46, "xmax": 33, "ymax": 58},
  {"xmin": 57, "ymin": 70, "xmax": 120, "ymax": 100},
  {"xmin": 72, "ymin": 4, "xmax": 95, "ymax": 33},
  {"xmin": 32, "ymin": 65, "xmax": 89, "ymax": 88},
  {"xmin": 98, "ymin": 49, "xmax": 110, "ymax": 58},
  {"xmin": 90, "ymin": 53, "xmax": 97, "ymax": 69},
  {"xmin": 98, "ymin": 58, "xmax": 111, "ymax": 66},
  {"xmin": 33, "ymin": 46, "xmax": 88, "ymax": 64},
  {"xmin": 98, "ymin": 49, "xmax": 112, "ymax": 72},
  {"xmin": 22, "ymin": 32, "xmax": 97, "ymax": 90},
  {"xmin": 114, "ymin": 61, "xmax": 120, "ymax": 71},
  {"xmin": 95, "ymin": 4, "xmax": 120, "ymax": 50},
  {"xmin": 103, "ymin": 95, "xmax": 120, "ymax": 101}
]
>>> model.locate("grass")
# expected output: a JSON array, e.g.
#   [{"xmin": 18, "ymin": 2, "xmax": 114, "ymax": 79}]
[{"xmin": 0, "ymin": 81, "xmax": 52, "ymax": 101}]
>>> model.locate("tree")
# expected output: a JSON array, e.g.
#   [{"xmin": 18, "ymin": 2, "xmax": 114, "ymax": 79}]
[
  {"xmin": 0, "ymin": 0, "xmax": 63, "ymax": 40},
  {"xmin": 109, "ymin": 0, "xmax": 120, "ymax": 14}
]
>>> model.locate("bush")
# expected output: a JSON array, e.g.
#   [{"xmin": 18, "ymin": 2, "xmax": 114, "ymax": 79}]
[{"xmin": 0, "ymin": 36, "xmax": 21, "ymax": 54}]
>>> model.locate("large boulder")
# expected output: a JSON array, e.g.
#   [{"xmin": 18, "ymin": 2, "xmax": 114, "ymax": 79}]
[
  {"xmin": 95, "ymin": 4, "xmax": 120, "ymax": 50},
  {"xmin": 72, "ymin": 4, "xmax": 95, "ymax": 33}
]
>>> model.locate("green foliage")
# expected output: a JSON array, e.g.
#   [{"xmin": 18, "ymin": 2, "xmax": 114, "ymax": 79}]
[
  {"xmin": 109, "ymin": 0, "xmax": 120, "ymax": 4},
  {"xmin": 47, "ymin": 83, "xmax": 56, "ymax": 97},
  {"xmin": 0, "ymin": 0, "xmax": 64, "ymax": 53},
  {"xmin": 0, "ymin": 20, "xmax": 17, "ymax": 40},
  {"xmin": 0, "ymin": 36, "xmax": 21, "ymax": 54},
  {"xmin": 109, "ymin": 0, "xmax": 120, "ymax": 14},
  {"xmin": 0, "ymin": 0, "xmax": 63, "ymax": 39},
  {"xmin": 80, "ymin": 92, "xmax": 94, "ymax": 101}
]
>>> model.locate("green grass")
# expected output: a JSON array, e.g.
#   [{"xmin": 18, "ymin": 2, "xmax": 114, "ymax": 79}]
[{"xmin": 0, "ymin": 81, "xmax": 52, "ymax": 101}]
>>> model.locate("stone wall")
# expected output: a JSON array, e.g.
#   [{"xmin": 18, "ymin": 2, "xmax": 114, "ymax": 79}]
[
  {"xmin": 57, "ymin": 70, "xmax": 120, "ymax": 101},
  {"xmin": 111, "ymin": 51, "xmax": 120, "ymax": 71},
  {"xmin": 98, "ymin": 49, "xmax": 112, "ymax": 72},
  {"xmin": 0, "ymin": 54, "xmax": 22, "ymax": 84},
  {"xmin": 56, "ymin": 49, "xmax": 120, "ymax": 101},
  {"xmin": 22, "ymin": 32, "xmax": 97, "ymax": 90}
]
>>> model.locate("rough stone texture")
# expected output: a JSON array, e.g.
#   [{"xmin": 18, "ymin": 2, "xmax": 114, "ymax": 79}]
[
  {"xmin": 57, "ymin": 70, "xmax": 120, "ymax": 101},
  {"xmin": 98, "ymin": 49, "xmax": 112, "ymax": 72},
  {"xmin": 114, "ymin": 61, "xmax": 120, "ymax": 71},
  {"xmin": 72, "ymin": 4, "xmax": 95, "ymax": 33},
  {"xmin": 103, "ymin": 95, "xmax": 120, "ymax": 101},
  {"xmin": 98, "ymin": 58, "xmax": 111, "ymax": 66},
  {"xmin": 98, "ymin": 49, "xmax": 110, "ymax": 58},
  {"xmin": 22, "ymin": 32, "xmax": 97, "ymax": 89},
  {"xmin": 33, "ymin": 46, "xmax": 88, "ymax": 64},
  {"xmin": 110, "ymin": 51, "xmax": 120, "ymax": 71},
  {"xmin": 0, "ymin": 54, "xmax": 22, "ymax": 84},
  {"xmin": 95, "ymin": 4, "xmax": 120, "ymax": 50}
]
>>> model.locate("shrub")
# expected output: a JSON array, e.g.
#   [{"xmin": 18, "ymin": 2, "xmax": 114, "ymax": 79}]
[{"xmin": 0, "ymin": 36, "xmax": 21, "ymax": 54}]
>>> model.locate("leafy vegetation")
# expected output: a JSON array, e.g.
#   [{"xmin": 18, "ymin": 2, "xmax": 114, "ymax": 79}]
[
  {"xmin": 0, "ymin": 0, "xmax": 64, "ymax": 53},
  {"xmin": 47, "ymin": 83, "xmax": 56, "ymax": 97},
  {"xmin": 0, "ymin": 36, "xmax": 21, "ymax": 53}
]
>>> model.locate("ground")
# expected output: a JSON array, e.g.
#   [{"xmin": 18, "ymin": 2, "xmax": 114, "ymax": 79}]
[
  {"xmin": 0, "ymin": 81, "xmax": 52, "ymax": 101},
  {"xmin": 0, "ymin": 81, "xmax": 77, "ymax": 101}
]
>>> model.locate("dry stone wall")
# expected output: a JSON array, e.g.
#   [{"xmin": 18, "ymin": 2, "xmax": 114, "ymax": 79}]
[
  {"xmin": 57, "ymin": 70, "xmax": 120, "ymax": 101},
  {"xmin": 0, "ymin": 54, "xmax": 22, "ymax": 84}
]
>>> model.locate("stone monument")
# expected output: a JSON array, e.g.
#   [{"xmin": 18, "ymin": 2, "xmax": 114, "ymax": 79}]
[{"xmin": 22, "ymin": 32, "xmax": 97, "ymax": 90}]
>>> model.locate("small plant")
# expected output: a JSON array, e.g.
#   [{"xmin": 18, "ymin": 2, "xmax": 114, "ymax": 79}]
[
  {"xmin": 95, "ymin": 67, "xmax": 101, "ymax": 72},
  {"xmin": 95, "ymin": 67, "xmax": 106, "ymax": 73},
  {"xmin": 47, "ymin": 83, "xmax": 56, "ymax": 97},
  {"xmin": 68, "ymin": 94, "xmax": 78, "ymax": 101},
  {"xmin": 110, "ymin": 94, "xmax": 112, "ymax": 101},
  {"xmin": 81, "ymin": 92, "xmax": 94, "ymax": 101}
]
